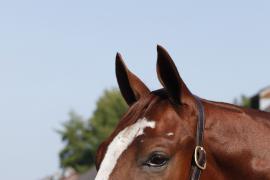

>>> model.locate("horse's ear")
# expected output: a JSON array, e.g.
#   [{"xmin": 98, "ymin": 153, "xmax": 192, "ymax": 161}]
[
  {"xmin": 156, "ymin": 45, "xmax": 193, "ymax": 104},
  {"xmin": 116, "ymin": 53, "xmax": 150, "ymax": 106}
]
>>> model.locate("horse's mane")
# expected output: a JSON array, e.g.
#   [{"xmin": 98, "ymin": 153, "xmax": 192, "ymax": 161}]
[{"xmin": 205, "ymin": 99, "xmax": 270, "ymax": 123}]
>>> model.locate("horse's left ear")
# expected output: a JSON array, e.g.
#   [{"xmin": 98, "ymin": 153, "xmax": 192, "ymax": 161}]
[
  {"xmin": 116, "ymin": 53, "xmax": 150, "ymax": 106},
  {"xmin": 156, "ymin": 45, "xmax": 193, "ymax": 104}
]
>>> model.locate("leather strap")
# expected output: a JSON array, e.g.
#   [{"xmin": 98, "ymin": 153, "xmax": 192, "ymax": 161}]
[{"xmin": 190, "ymin": 96, "xmax": 207, "ymax": 180}]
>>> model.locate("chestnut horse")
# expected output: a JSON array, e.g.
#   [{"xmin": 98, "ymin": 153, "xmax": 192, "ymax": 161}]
[{"xmin": 95, "ymin": 45, "xmax": 270, "ymax": 180}]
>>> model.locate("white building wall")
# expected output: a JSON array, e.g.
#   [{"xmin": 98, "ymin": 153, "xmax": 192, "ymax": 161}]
[{"xmin": 260, "ymin": 98, "xmax": 270, "ymax": 111}]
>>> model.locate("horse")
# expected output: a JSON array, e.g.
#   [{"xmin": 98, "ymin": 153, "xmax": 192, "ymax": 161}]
[{"xmin": 94, "ymin": 45, "xmax": 270, "ymax": 180}]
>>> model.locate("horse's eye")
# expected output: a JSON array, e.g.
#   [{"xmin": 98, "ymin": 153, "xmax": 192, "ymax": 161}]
[{"xmin": 144, "ymin": 153, "xmax": 169, "ymax": 167}]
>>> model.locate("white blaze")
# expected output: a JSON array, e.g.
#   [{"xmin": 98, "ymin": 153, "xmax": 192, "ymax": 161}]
[
  {"xmin": 166, "ymin": 132, "xmax": 174, "ymax": 137},
  {"xmin": 95, "ymin": 118, "xmax": 156, "ymax": 180}
]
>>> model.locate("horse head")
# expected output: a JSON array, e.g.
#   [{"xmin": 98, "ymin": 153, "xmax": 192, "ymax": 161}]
[
  {"xmin": 95, "ymin": 45, "xmax": 270, "ymax": 180},
  {"xmin": 95, "ymin": 45, "xmax": 208, "ymax": 180}
]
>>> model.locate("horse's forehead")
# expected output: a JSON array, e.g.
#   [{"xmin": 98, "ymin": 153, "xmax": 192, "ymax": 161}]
[
  {"xmin": 95, "ymin": 97, "xmax": 181, "ymax": 179},
  {"xmin": 95, "ymin": 117, "xmax": 156, "ymax": 180}
]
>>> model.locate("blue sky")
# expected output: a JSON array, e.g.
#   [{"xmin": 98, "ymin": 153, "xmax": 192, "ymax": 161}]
[{"xmin": 0, "ymin": 0, "xmax": 269, "ymax": 179}]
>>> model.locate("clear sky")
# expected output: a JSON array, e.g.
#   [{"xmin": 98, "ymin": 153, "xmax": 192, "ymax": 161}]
[{"xmin": 0, "ymin": 0, "xmax": 269, "ymax": 179}]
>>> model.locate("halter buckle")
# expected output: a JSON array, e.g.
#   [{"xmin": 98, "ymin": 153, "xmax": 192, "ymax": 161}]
[{"xmin": 194, "ymin": 146, "xmax": 207, "ymax": 170}]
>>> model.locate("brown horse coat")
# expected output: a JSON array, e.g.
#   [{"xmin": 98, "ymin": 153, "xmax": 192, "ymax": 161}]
[{"xmin": 95, "ymin": 45, "xmax": 270, "ymax": 180}]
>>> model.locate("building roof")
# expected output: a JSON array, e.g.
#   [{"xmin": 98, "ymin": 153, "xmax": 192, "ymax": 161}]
[{"xmin": 258, "ymin": 86, "xmax": 270, "ymax": 98}]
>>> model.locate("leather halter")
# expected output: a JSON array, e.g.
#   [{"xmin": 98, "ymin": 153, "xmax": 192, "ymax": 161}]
[{"xmin": 189, "ymin": 96, "xmax": 207, "ymax": 180}]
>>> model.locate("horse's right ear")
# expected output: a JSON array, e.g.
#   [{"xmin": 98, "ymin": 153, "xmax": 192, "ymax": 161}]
[{"xmin": 115, "ymin": 53, "xmax": 150, "ymax": 106}]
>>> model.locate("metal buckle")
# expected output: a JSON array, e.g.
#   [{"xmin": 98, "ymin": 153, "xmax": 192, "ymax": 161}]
[{"xmin": 194, "ymin": 146, "xmax": 207, "ymax": 170}]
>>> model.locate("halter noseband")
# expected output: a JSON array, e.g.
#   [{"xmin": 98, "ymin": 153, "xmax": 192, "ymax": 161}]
[{"xmin": 190, "ymin": 96, "xmax": 207, "ymax": 180}]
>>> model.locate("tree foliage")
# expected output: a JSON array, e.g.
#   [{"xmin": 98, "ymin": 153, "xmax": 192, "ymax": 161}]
[
  {"xmin": 234, "ymin": 95, "xmax": 251, "ymax": 108},
  {"xmin": 58, "ymin": 88, "xmax": 128, "ymax": 173}
]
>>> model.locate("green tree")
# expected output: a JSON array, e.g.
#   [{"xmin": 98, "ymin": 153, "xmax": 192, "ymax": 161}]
[
  {"xmin": 58, "ymin": 111, "xmax": 94, "ymax": 172},
  {"xmin": 234, "ymin": 95, "xmax": 251, "ymax": 108},
  {"xmin": 58, "ymin": 88, "xmax": 128, "ymax": 173}
]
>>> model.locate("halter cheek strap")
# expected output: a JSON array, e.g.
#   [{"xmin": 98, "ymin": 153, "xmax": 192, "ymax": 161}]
[{"xmin": 190, "ymin": 96, "xmax": 207, "ymax": 180}]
